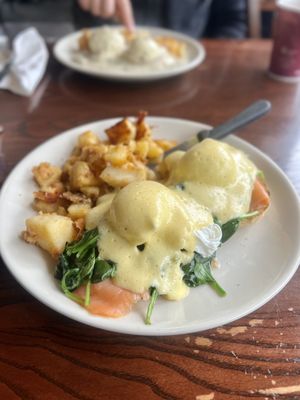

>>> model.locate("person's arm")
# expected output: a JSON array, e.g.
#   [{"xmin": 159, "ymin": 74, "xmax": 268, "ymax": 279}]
[
  {"xmin": 77, "ymin": 0, "xmax": 135, "ymax": 30},
  {"xmin": 205, "ymin": 0, "xmax": 248, "ymax": 38}
]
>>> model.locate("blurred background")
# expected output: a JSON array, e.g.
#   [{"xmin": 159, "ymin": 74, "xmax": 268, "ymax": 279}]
[{"xmin": 0, "ymin": 0, "xmax": 276, "ymax": 41}]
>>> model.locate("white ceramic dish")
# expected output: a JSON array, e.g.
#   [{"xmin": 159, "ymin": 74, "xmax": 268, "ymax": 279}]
[
  {"xmin": 0, "ymin": 117, "xmax": 299, "ymax": 336},
  {"xmin": 53, "ymin": 26, "xmax": 205, "ymax": 82}
]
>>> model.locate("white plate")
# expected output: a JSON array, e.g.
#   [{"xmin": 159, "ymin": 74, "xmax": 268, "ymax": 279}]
[
  {"xmin": 53, "ymin": 26, "xmax": 205, "ymax": 82},
  {"xmin": 0, "ymin": 118, "xmax": 300, "ymax": 336}
]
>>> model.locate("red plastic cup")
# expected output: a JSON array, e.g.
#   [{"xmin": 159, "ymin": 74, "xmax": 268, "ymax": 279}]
[{"xmin": 269, "ymin": 0, "xmax": 300, "ymax": 83}]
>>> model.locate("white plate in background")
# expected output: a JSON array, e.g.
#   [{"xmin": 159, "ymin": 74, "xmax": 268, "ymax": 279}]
[
  {"xmin": 0, "ymin": 117, "xmax": 299, "ymax": 335},
  {"xmin": 53, "ymin": 26, "xmax": 205, "ymax": 82}
]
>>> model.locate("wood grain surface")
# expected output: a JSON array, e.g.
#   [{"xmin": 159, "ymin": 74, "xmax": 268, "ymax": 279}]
[{"xmin": 0, "ymin": 39, "xmax": 300, "ymax": 400}]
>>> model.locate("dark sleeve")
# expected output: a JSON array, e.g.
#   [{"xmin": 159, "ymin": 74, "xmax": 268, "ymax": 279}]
[{"xmin": 204, "ymin": 0, "xmax": 248, "ymax": 38}]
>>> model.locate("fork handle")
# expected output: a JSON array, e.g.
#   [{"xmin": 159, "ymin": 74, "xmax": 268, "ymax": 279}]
[{"xmin": 198, "ymin": 99, "xmax": 272, "ymax": 141}]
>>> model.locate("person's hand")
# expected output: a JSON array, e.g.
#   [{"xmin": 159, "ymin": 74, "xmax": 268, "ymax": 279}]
[{"xmin": 78, "ymin": 0, "xmax": 135, "ymax": 31}]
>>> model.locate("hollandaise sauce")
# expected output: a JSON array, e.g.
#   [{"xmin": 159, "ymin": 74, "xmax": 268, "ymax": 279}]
[
  {"xmin": 166, "ymin": 139, "xmax": 258, "ymax": 223},
  {"xmin": 97, "ymin": 181, "xmax": 213, "ymax": 300}
]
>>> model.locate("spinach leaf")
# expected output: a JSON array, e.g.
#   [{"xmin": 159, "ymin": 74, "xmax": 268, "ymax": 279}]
[
  {"xmin": 92, "ymin": 259, "xmax": 116, "ymax": 283},
  {"xmin": 55, "ymin": 228, "xmax": 117, "ymax": 304},
  {"xmin": 182, "ymin": 252, "xmax": 226, "ymax": 297},
  {"xmin": 221, "ymin": 218, "xmax": 240, "ymax": 243},
  {"xmin": 55, "ymin": 251, "xmax": 70, "ymax": 280},
  {"xmin": 145, "ymin": 287, "xmax": 159, "ymax": 325},
  {"xmin": 221, "ymin": 210, "xmax": 260, "ymax": 243},
  {"xmin": 65, "ymin": 228, "xmax": 99, "ymax": 258},
  {"xmin": 84, "ymin": 280, "xmax": 91, "ymax": 306},
  {"xmin": 78, "ymin": 248, "xmax": 96, "ymax": 280},
  {"xmin": 61, "ymin": 269, "xmax": 84, "ymax": 305}
]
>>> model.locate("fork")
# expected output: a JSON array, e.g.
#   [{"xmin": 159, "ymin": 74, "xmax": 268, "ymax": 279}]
[
  {"xmin": 147, "ymin": 100, "xmax": 271, "ymax": 170},
  {"xmin": 163, "ymin": 100, "xmax": 271, "ymax": 157}
]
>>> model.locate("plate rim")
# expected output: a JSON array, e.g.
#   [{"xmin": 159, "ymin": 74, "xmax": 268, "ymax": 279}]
[
  {"xmin": 0, "ymin": 116, "xmax": 300, "ymax": 336},
  {"xmin": 53, "ymin": 26, "xmax": 206, "ymax": 82}
]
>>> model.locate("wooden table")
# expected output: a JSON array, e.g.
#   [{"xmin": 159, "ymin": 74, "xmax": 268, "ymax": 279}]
[{"xmin": 0, "ymin": 40, "xmax": 300, "ymax": 400}]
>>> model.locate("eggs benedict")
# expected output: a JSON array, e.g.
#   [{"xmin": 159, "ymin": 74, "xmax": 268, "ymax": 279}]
[
  {"xmin": 98, "ymin": 180, "xmax": 214, "ymax": 300},
  {"xmin": 55, "ymin": 180, "xmax": 224, "ymax": 323},
  {"xmin": 163, "ymin": 138, "xmax": 270, "ymax": 224}
]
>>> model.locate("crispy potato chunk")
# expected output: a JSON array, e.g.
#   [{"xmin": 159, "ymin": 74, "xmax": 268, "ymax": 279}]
[
  {"xmin": 100, "ymin": 165, "xmax": 147, "ymax": 188},
  {"xmin": 80, "ymin": 146, "xmax": 108, "ymax": 177},
  {"xmin": 73, "ymin": 218, "xmax": 85, "ymax": 240},
  {"xmin": 33, "ymin": 199, "xmax": 59, "ymax": 214},
  {"xmin": 61, "ymin": 191, "xmax": 91, "ymax": 205},
  {"xmin": 70, "ymin": 161, "xmax": 99, "ymax": 190},
  {"xmin": 136, "ymin": 111, "xmax": 151, "ymax": 140},
  {"xmin": 80, "ymin": 143, "xmax": 108, "ymax": 162},
  {"xmin": 78, "ymin": 131, "xmax": 99, "ymax": 147},
  {"xmin": 105, "ymin": 118, "xmax": 136, "ymax": 144},
  {"xmin": 104, "ymin": 144, "xmax": 129, "ymax": 166},
  {"xmin": 32, "ymin": 162, "xmax": 62, "ymax": 189},
  {"xmin": 23, "ymin": 214, "xmax": 76, "ymax": 257},
  {"xmin": 34, "ymin": 190, "xmax": 60, "ymax": 203},
  {"xmin": 68, "ymin": 203, "xmax": 91, "ymax": 220},
  {"xmin": 147, "ymin": 141, "xmax": 164, "ymax": 160},
  {"xmin": 134, "ymin": 140, "xmax": 149, "ymax": 161},
  {"xmin": 80, "ymin": 186, "xmax": 101, "ymax": 200}
]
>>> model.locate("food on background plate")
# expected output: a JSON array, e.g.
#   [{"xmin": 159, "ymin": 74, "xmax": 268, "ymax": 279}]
[
  {"xmin": 22, "ymin": 114, "xmax": 270, "ymax": 324},
  {"xmin": 76, "ymin": 26, "xmax": 187, "ymax": 73}
]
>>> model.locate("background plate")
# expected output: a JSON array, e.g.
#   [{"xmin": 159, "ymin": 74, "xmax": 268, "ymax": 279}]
[
  {"xmin": 0, "ymin": 117, "xmax": 299, "ymax": 336},
  {"xmin": 53, "ymin": 26, "xmax": 206, "ymax": 82}
]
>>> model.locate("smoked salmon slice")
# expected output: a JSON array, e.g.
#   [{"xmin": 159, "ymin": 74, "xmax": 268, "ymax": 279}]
[
  {"xmin": 250, "ymin": 178, "xmax": 270, "ymax": 213},
  {"xmin": 75, "ymin": 279, "xmax": 141, "ymax": 318}
]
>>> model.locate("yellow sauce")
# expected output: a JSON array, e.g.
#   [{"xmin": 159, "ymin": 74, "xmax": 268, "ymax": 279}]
[
  {"xmin": 89, "ymin": 138, "xmax": 257, "ymax": 299},
  {"xmin": 166, "ymin": 139, "xmax": 257, "ymax": 223},
  {"xmin": 97, "ymin": 181, "xmax": 212, "ymax": 300}
]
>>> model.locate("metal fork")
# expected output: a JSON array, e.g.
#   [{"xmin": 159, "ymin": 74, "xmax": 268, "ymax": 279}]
[
  {"xmin": 163, "ymin": 100, "xmax": 271, "ymax": 157},
  {"xmin": 147, "ymin": 100, "xmax": 271, "ymax": 170}
]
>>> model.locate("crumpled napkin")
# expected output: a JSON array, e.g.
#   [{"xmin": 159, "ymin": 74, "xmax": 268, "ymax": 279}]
[{"xmin": 0, "ymin": 27, "xmax": 49, "ymax": 96}]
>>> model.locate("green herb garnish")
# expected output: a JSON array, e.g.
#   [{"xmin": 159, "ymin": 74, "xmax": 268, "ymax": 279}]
[
  {"xmin": 145, "ymin": 287, "xmax": 159, "ymax": 325},
  {"xmin": 182, "ymin": 252, "xmax": 226, "ymax": 297}
]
